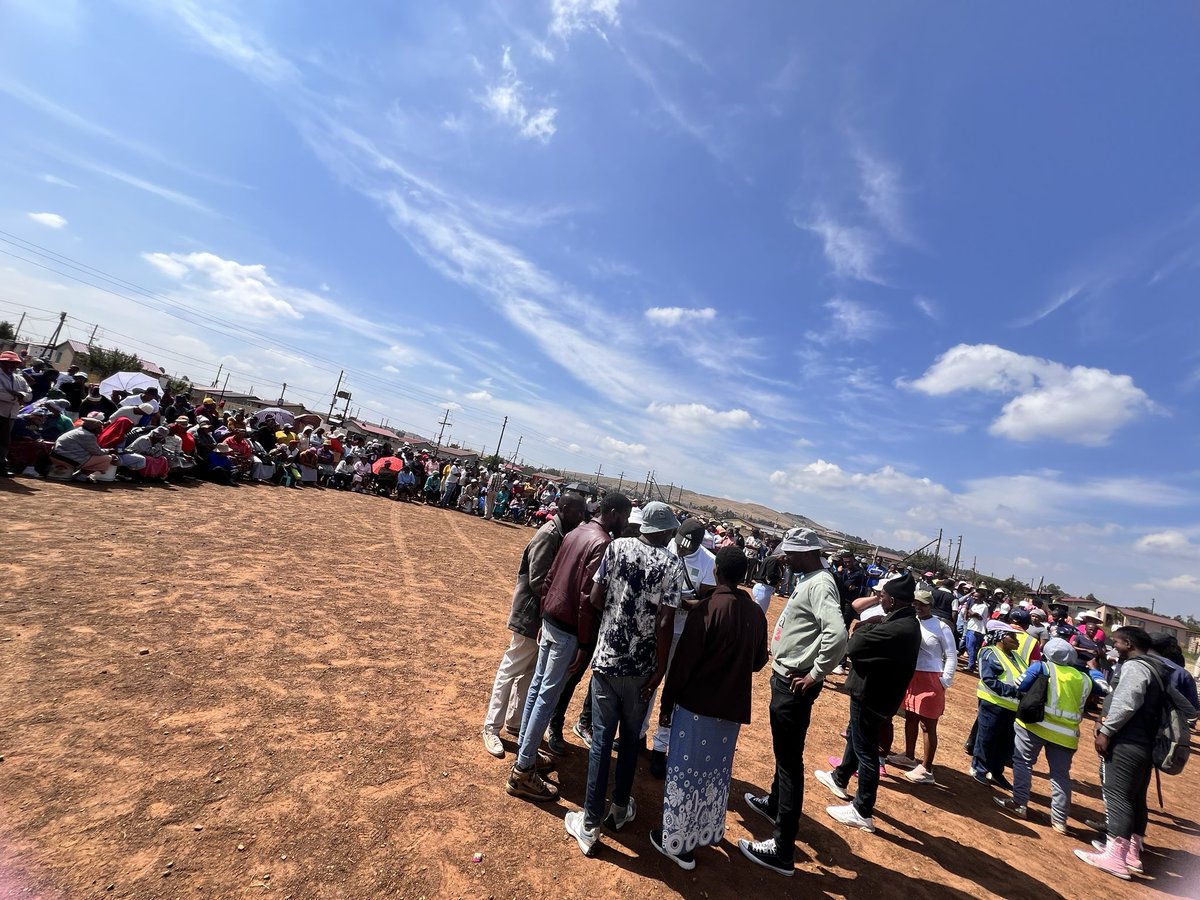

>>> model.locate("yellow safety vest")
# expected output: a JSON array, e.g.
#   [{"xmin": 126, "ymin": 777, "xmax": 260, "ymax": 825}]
[
  {"xmin": 1019, "ymin": 662, "xmax": 1089, "ymax": 750},
  {"xmin": 976, "ymin": 646, "xmax": 1028, "ymax": 711},
  {"xmin": 1014, "ymin": 630, "xmax": 1037, "ymax": 666}
]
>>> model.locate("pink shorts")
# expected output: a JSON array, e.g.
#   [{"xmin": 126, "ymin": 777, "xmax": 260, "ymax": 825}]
[{"xmin": 903, "ymin": 671, "xmax": 946, "ymax": 719}]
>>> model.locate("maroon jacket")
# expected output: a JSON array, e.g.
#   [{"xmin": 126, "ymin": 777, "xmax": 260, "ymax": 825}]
[{"xmin": 539, "ymin": 519, "xmax": 611, "ymax": 647}]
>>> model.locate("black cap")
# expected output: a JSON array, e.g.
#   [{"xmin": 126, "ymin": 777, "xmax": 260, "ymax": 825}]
[{"xmin": 882, "ymin": 571, "xmax": 916, "ymax": 604}]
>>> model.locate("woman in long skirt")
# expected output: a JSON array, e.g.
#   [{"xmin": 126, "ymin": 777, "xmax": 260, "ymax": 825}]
[{"xmin": 652, "ymin": 546, "xmax": 769, "ymax": 869}]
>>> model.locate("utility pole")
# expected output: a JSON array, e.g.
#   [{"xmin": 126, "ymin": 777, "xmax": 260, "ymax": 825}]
[
  {"xmin": 616, "ymin": 471, "xmax": 624, "ymax": 492},
  {"xmin": 14, "ymin": 312, "xmax": 25, "ymax": 341},
  {"xmin": 491, "ymin": 415, "xmax": 508, "ymax": 460},
  {"xmin": 40, "ymin": 311, "xmax": 66, "ymax": 359},
  {"xmin": 214, "ymin": 363, "xmax": 223, "ymax": 387},
  {"xmin": 951, "ymin": 536, "xmax": 962, "ymax": 576},
  {"xmin": 87, "ymin": 324, "xmax": 98, "ymax": 348},
  {"xmin": 593, "ymin": 463, "xmax": 603, "ymax": 486},
  {"xmin": 327, "ymin": 370, "xmax": 344, "ymax": 421},
  {"xmin": 434, "ymin": 408, "xmax": 452, "ymax": 457},
  {"xmin": 667, "ymin": 482, "xmax": 674, "ymax": 503},
  {"xmin": 278, "ymin": 382, "xmax": 287, "ymax": 403},
  {"xmin": 934, "ymin": 527, "xmax": 942, "ymax": 566},
  {"xmin": 508, "ymin": 435, "xmax": 523, "ymax": 462},
  {"xmin": 221, "ymin": 372, "xmax": 230, "ymax": 396}
]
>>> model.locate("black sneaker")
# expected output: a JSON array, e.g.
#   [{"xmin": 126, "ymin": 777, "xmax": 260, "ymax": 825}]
[
  {"xmin": 650, "ymin": 749, "xmax": 667, "ymax": 779},
  {"xmin": 744, "ymin": 793, "xmax": 774, "ymax": 824},
  {"xmin": 650, "ymin": 828, "xmax": 695, "ymax": 871},
  {"xmin": 989, "ymin": 773, "xmax": 1013, "ymax": 791},
  {"xmin": 546, "ymin": 728, "xmax": 569, "ymax": 757},
  {"xmin": 573, "ymin": 721, "xmax": 593, "ymax": 749},
  {"xmin": 738, "ymin": 838, "xmax": 794, "ymax": 877}
]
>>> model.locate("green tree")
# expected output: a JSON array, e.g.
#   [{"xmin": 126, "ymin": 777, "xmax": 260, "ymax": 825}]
[
  {"xmin": 166, "ymin": 376, "xmax": 192, "ymax": 396},
  {"xmin": 0, "ymin": 320, "xmax": 14, "ymax": 341},
  {"xmin": 78, "ymin": 346, "xmax": 143, "ymax": 380}
]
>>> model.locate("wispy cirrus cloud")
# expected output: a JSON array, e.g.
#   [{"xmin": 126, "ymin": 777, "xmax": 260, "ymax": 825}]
[
  {"xmin": 824, "ymin": 297, "xmax": 886, "ymax": 341},
  {"xmin": 550, "ymin": 0, "xmax": 620, "ymax": 40},
  {"xmin": 803, "ymin": 215, "xmax": 883, "ymax": 283},
  {"xmin": 481, "ymin": 47, "xmax": 557, "ymax": 142},
  {"xmin": 644, "ymin": 306, "xmax": 715, "ymax": 326}
]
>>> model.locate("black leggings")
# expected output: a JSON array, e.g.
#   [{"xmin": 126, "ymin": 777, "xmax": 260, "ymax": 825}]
[{"xmin": 1104, "ymin": 741, "xmax": 1152, "ymax": 839}]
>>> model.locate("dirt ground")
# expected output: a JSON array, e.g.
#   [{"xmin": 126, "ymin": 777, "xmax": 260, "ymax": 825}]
[{"xmin": 1, "ymin": 478, "xmax": 1198, "ymax": 900}]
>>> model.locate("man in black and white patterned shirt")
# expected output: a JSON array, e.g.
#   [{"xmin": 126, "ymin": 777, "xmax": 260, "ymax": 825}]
[{"xmin": 564, "ymin": 501, "xmax": 685, "ymax": 857}]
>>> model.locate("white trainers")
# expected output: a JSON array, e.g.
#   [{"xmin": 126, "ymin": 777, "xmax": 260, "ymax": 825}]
[
  {"xmin": 814, "ymin": 769, "xmax": 850, "ymax": 801},
  {"xmin": 827, "ymin": 803, "xmax": 875, "ymax": 833},
  {"xmin": 482, "ymin": 731, "xmax": 505, "ymax": 759},
  {"xmin": 565, "ymin": 810, "xmax": 600, "ymax": 857},
  {"xmin": 885, "ymin": 753, "xmax": 918, "ymax": 769},
  {"xmin": 904, "ymin": 764, "xmax": 936, "ymax": 784},
  {"xmin": 831, "ymin": 665, "xmax": 846, "ymax": 676},
  {"xmin": 603, "ymin": 797, "xmax": 637, "ymax": 831}
]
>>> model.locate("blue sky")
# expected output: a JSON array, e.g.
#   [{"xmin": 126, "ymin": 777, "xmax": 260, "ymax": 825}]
[{"xmin": 2, "ymin": 1, "xmax": 1199, "ymax": 617}]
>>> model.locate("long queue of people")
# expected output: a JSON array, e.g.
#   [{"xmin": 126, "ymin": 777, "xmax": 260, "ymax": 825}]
[{"xmin": 480, "ymin": 508, "xmax": 1199, "ymax": 883}]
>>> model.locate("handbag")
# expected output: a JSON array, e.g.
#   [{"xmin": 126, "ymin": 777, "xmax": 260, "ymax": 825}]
[{"xmin": 1016, "ymin": 668, "xmax": 1048, "ymax": 724}]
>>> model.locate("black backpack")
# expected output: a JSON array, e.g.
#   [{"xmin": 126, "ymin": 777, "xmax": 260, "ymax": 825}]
[{"xmin": 1017, "ymin": 667, "xmax": 1049, "ymax": 724}]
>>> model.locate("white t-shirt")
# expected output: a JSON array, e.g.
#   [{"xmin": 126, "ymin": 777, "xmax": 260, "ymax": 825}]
[
  {"xmin": 667, "ymin": 540, "xmax": 716, "ymax": 637},
  {"xmin": 967, "ymin": 601, "xmax": 990, "ymax": 634},
  {"xmin": 915, "ymin": 615, "xmax": 957, "ymax": 686}
]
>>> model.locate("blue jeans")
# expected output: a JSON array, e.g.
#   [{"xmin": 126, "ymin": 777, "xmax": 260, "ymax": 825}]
[
  {"xmin": 965, "ymin": 630, "xmax": 984, "ymax": 670},
  {"xmin": 515, "ymin": 619, "xmax": 578, "ymax": 771},
  {"xmin": 833, "ymin": 697, "xmax": 883, "ymax": 818},
  {"xmin": 584, "ymin": 672, "xmax": 650, "ymax": 829}
]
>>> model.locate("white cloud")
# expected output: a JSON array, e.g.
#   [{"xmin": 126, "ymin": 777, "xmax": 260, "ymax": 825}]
[
  {"xmin": 143, "ymin": 251, "xmax": 302, "ymax": 319},
  {"xmin": 27, "ymin": 211, "xmax": 67, "ymax": 229},
  {"xmin": 891, "ymin": 528, "xmax": 928, "ymax": 545},
  {"xmin": 601, "ymin": 435, "xmax": 648, "ymax": 458},
  {"xmin": 914, "ymin": 296, "xmax": 939, "ymax": 322},
  {"xmin": 550, "ymin": 0, "xmax": 620, "ymax": 39},
  {"xmin": 644, "ymin": 306, "xmax": 716, "ymax": 326},
  {"xmin": 824, "ymin": 298, "xmax": 884, "ymax": 341},
  {"xmin": 804, "ymin": 217, "xmax": 881, "ymax": 283},
  {"xmin": 482, "ymin": 47, "xmax": 557, "ymax": 143},
  {"xmin": 906, "ymin": 344, "xmax": 1154, "ymax": 445},
  {"xmin": 39, "ymin": 174, "xmax": 77, "ymax": 188},
  {"xmin": 647, "ymin": 402, "xmax": 759, "ymax": 431},
  {"xmin": 50, "ymin": 151, "xmax": 214, "ymax": 214},
  {"xmin": 465, "ymin": 390, "xmax": 493, "ymax": 401},
  {"xmin": 852, "ymin": 142, "xmax": 914, "ymax": 245},
  {"xmin": 159, "ymin": 0, "xmax": 298, "ymax": 83},
  {"xmin": 1013, "ymin": 556, "xmax": 1036, "ymax": 568},
  {"xmin": 1133, "ymin": 530, "xmax": 1200, "ymax": 559},
  {"xmin": 1137, "ymin": 574, "xmax": 1200, "ymax": 594}
]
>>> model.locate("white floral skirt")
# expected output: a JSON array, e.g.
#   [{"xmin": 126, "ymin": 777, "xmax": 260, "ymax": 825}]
[{"xmin": 662, "ymin": 705, "xmax": 740, "ymax": 855}]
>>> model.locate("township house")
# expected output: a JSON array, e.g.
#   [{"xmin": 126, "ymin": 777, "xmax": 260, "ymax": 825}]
[{"xmin": 14, "ymin": 339, "xmax": 171, "ymax": 389}]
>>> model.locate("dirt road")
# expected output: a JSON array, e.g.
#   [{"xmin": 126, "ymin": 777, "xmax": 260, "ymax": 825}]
[{"xmin": 1, "ymin": 478, "xmax": 1197, "ymax": 898}]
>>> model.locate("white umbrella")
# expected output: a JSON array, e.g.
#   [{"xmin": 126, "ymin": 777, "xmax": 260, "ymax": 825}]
[
  {"xmin": 251, "ymin": 406, "xmax": 296, "ymax": 426},
  {"xmin": 98, "ymin": 371, "xmax": 160, "ymax": 398}
]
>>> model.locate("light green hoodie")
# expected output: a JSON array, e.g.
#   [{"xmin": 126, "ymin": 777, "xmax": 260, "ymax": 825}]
[{"xmin": 770, "ymin": 568, "xmax": 848, "ymax": 681}]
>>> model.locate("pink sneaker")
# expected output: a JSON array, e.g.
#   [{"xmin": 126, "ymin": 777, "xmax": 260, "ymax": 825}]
[
  {"xmin": 1074, "ymin": 837, "xmax": 1132, "ymax": 880},
  {"xmin": 1127, "ymin": 835, "xmax": 1144, "ymax": 875}
]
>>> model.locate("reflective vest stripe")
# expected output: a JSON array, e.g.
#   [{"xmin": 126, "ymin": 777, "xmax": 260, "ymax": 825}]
[
  {"xmin": 1020, "ymin": 662, "xmax": 1088, "ymax": 750},
  {"xmin": 1015, "ymin": 631, "xmax": 1036, "ymax": 665}
]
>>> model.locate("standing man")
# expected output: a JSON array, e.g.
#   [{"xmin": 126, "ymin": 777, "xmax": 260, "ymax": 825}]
[
  {"xmin": 564, "ymin": 501, "xmax": 685, "ymax": 857},
  {"xmin": 483, "ymin": 493, "xmax": 586, "ymax": 758},
  {"xmin": 505, "ymin": 493, "xmax": 631, "ymax": 803},
  {"xmin": 484, "ymin": 467, "xmax": 504, "ymax": 520},
  {"xmin": 813, "ymin": 572, "xmax": 922, "ymax": 834},
  {"xmin": 440, "ymin": 461, "xmax": 461, "ymax": 507},
  {"xmin": 738, "ymin": 528, "xmax": 847, "ymax": 878},
  {"xmin": 0, "ymin": 351, "xmax": 33, "ymax": 476},
  {"xmin": 964, "ymin": 586, "xmax": 990, "ymax": 672}
]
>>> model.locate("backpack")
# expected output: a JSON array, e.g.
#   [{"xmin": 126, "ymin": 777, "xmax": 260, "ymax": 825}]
[
  {"xmin": 1017, "ymin": 667, "xmax": 1048, "ymax": 724},
  {"xmin": 1133, "ymin": 659, "xmax": 1191, "ymax": 776}
]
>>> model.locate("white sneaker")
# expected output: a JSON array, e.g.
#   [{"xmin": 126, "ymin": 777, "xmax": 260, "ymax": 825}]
[
  {"xmin": 603, "ymin": 797, "xmax": 636, "ymax": 831},
  {"xmin": 827, "ymin": 803, "xmax": 875, "ymax": 833},
  {"xmin": 831, "ymin": 665, "xmax": 846, "ymax": 676},
  {"xmin": 886, "ymin": 753, "xmax": 918, "ymax": 769},
  {"xmin": 814, "ymin": 769, "xmax": 850, "ymax": 801},
  {"xmin": 564, "ymin": 810, "xmax": 599, "ymax": 857},
  {"xmin": 482, "ymin": 731, "xmax": 505, "ymax": 759},
  {"xmin": 904, "ymin": 764, "xmax": 936, "ymax": 784}
]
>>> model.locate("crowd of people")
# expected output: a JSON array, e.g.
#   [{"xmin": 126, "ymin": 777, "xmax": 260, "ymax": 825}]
[{"xmin": 481, "ymin": 500, "xmax": 1199, "ymax": 883}]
